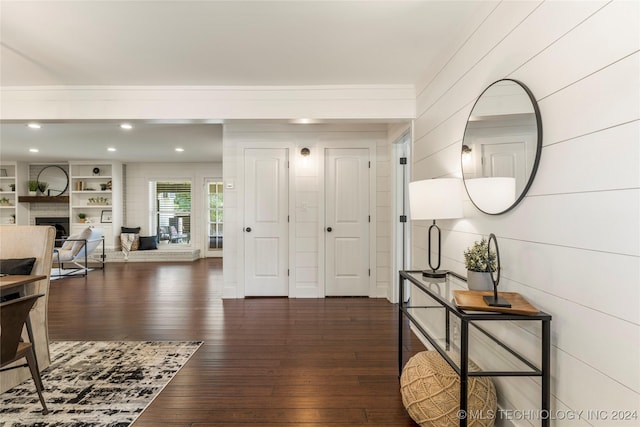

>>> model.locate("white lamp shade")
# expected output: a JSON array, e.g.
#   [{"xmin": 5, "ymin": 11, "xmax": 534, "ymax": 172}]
[
  {"xmin": 409, "ymin": 178, "xmax": 463, "ymax": 220},
  {"xmin": 465, "ymin": 177, "xmax": 516, "ymax": 214}
]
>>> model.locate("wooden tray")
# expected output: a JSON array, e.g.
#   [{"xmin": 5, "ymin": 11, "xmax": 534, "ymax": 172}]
[{"xmin": 453, "ymin": 290, "xmax": 540, "ymax": 316}]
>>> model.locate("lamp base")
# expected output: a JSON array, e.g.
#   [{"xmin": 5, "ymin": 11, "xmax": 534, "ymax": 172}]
[
  {"xmin": 483, "ymin": 295, "xmax": 512, "ymax": 308},
  {"xmin": 422, "ymin": 269, "xmax": 447, "ymax": 279}
]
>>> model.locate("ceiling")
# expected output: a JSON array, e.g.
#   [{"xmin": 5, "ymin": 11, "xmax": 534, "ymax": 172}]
[{"xmin": 0, "ymin": 0, "xmax": 496, "ymax": 163}]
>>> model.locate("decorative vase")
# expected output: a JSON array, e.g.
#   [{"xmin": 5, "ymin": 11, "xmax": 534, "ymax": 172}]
[
  {"xmin": 467, "ymin": 270, "xmax": 494, "ymax": 291},
  {"xmin": 28, "ymin": 191, "xmax": 36, "ymax": 196}
]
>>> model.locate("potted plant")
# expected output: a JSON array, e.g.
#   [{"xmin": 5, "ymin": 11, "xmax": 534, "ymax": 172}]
[
  {"xmin": 100, "ymin": 183, "xmax": 108, "ymax": 191},
  {"xmin": 9, "ymin": 183, "xmax": 15, "ymax": 191},
  {"xmin": 28, "ymin": 180, "xmax": 38, "ymax": 196},
  {"xmin": 78, "ymin": 213, "xmax": 87, "ymax": 223},
  {"xmin": 9, "ymin": 213, "xmax": 15, "ymax": 224},
  {"xmin": 37, "ymin": 181, "xmax": 48, "ymax": 195},
  {"xmin": 463, "ymin": 238, "xmax": 497, "ymax": 291}
]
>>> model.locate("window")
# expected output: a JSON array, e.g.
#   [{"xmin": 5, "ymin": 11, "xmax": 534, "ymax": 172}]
[
  {"xmin": 208, "ymin": 181, "xmax": 223, "ymax": 249},
  {"xmin": 152, "ymin": 181, "xmax": 191, "ymax": 244}
]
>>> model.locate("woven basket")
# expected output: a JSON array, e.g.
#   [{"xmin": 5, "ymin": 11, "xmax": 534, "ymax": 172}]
[{"xmin": 400, "ymin": 351, "xmax": 497, "ymax": 427}]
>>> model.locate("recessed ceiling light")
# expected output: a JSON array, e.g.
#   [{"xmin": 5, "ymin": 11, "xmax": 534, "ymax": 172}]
[
  {"xmin": 27, "ymin": 123, "xmax": 41, "ymax": 129},
  {"xmin": 175, "ymin": 148, "xmax": 184, "ymax": 152},
  {"xmin": 120, "ymin": 123, "xmax": 133, "ymax": 130},
  {"xmin": 29, "ymin": 148, "xmax": 39, "ymax": 153},
  {"xmin": 107, "ymin": 147, "xmax": 117, "ymax": 152},
  {"xmin": 290, "ymin": 118, "xmax": 322, "ymax": 125}
]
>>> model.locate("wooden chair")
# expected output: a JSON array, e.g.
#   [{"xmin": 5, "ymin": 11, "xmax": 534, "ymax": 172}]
[{"xmin": 0, "ymin": 293, "xmax": 49, "ymax": 414}]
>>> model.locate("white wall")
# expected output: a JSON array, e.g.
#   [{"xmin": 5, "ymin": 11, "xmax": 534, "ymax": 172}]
[
  {"xmin": 124, "ymin": 162, "xmax": 222, "ymax": 256},
  {"xmin": 222, "ymin": 124, "xmax": 390, "ymax": 299},
  {"xmin": 411, "ymin": 1, "xmax": 639, "ymax": 425}
]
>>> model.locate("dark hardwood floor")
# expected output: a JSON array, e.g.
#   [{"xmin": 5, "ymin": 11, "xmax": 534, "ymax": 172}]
[{"xmin": 47, "ymin": 259, "xmax": 424, "ymax": 426}]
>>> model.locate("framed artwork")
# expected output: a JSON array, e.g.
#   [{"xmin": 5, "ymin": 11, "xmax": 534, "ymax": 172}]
[
  {"xmin": 0, "ymin": 169, "xmax": 7, "ymax": 177},
  {"xmin": 101, "ymin": 210, "xmax": 112, "ymax": 223}
]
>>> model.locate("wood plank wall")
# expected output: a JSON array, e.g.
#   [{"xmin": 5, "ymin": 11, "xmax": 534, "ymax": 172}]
[{"xmin": 410, "ymin": 0, "xmax": 639, "ymax": 424}]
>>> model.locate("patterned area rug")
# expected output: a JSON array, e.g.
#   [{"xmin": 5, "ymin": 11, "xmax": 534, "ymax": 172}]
[{"xmin": 0, "ymin": 340, "xmax": 202, "ymax": 426}]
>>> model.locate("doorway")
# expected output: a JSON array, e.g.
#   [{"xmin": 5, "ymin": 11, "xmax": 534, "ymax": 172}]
[
  {"xmin": 243, "ymin": 148, "xmax": 289, "ymax": 296},
  {"xmin": 324, "ymin": 148, "xmax": 371, "ymax": 296},
  {"xmin": 205, "ymin": 179, "xmax": 223, "ymax": 257}
]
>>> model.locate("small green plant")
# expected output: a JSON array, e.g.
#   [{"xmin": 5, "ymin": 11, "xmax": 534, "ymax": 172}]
[
  {"xmin": 9, "ymin": 183, "xmax": 15, "ymax": 191},
  {"xmin": 37, "ymin": 181, "xmax": 48, "ymax": 193},
  {"xmin": 78, "ymin": 213, "xmax": 86, "ymax": 219},
  {"xmin": 28, "ymin": 180, "xmax": 39, "ymax": 191},
  {"xmin": 463, "ymin": 238, "xmax": 497, "ymax": 272}
]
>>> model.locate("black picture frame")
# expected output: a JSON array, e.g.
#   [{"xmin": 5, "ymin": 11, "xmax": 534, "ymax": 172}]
[{"xmin": 101, "ymin": 210, "xmax": 112, "ymax": 223}]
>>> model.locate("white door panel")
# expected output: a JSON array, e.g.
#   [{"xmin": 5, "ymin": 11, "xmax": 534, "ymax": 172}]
[
  {"xmin": 325, "ymin": 148, "xmax": 370, "ymax": 296},
  {"xmin": 244, "ymin": 148, "xmax": 288, "ymax": 296},
  {"xmin": 481, "ymin": 140, "xmax": 528, "ymax": 195}
]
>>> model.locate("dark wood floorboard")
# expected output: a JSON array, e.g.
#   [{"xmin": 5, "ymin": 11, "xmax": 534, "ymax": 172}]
[{"xmin": 47, "ymin": 259, "xmax": 424, "ymax": 426}]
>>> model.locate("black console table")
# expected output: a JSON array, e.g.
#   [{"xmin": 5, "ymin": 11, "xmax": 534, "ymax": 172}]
[{"xmin": 398, "ymin": 270, "xmax": 552, "ymax": 427}]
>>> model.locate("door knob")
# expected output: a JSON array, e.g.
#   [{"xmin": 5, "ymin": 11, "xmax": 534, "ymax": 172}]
[
  {"xmin": 326, "ymin": 227, "xmax": 332, "ymax": 232},
  {"xmin": 245, "ymin": 227, "xmax": 252, "ymax": 232}
]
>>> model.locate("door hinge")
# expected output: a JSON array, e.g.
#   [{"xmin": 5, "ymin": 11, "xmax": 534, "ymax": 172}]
[
  {"xmin": 288, "ymin": 269, "xmax": 290, "ymax": 276},
  {"xmin": 368, "ymin": 215, "xmax": 371, "ymax": 222},
  {"xmin": 368, "ymin": 269, "xmax": 371, "ymax": 276},
  {"xmin": 400, "ymin": 157, "xmax": 407, "ymax": 165},
  {"xmin": 288, "ymin": 215, "xmax": 290, "ymax": 223},
  {"xmin": 400, "ymin": 215, "xmax": 407, "ymax": 223},
  {"xmin": 368, "ymin": 161, "xmax": 371, "ymax": 168}
]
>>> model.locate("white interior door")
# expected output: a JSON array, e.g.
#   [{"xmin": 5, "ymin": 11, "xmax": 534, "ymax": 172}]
[
  {"xmin": 481, "ymin": 140, "xmax": 527, "ymax": 194},
  {"xmin": 244, "ymin": 148, "xmax": 289, "ymax": 296},
  {"xmin": 325, "ymin": 148, "xmax": 370, "ymax": 296}
]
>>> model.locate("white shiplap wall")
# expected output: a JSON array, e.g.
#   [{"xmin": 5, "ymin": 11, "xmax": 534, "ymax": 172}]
[
  {"xmin": 411, "ymin": 1, "xmax": 639, "ymax": 425},
  {"xmin": 222, "ymin": 124, "xmax": 390, "ymax": 298}
]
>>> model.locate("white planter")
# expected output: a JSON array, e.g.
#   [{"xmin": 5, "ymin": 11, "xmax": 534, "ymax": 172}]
[
  {"xmin": 467, "ymin": 270, "xmax": 494, "ymax": 291},
  {"xmin": 28, "ymin": 191, "xmax": 37, "ymax": 196}
]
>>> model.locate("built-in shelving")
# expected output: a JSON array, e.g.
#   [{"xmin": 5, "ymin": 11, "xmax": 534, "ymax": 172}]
[
  {"xmin": 69, "ymin": 161, "xmax": 122, "ymax": 249},
  {"xmin": 0, "ymin": 162, "xmax": 17, "ymax": 225}
]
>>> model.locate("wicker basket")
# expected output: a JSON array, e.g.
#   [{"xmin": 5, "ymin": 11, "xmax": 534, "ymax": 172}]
[{"xmin": 400, "ymin": 351, "xmax": 497, "ymax": 427}]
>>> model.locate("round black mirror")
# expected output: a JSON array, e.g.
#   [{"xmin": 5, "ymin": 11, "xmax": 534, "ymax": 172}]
[
  {"xmin": 37, "ymin": 165, "xmax": 69, "ymax": 196},
  {"xmin": 461, "ymin": 79, "xmax": 542, "ymax": 214}
]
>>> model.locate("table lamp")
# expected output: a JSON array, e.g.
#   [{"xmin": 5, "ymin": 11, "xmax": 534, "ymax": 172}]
[{"xmin": 409, "ymin": 178, "xmax": 463, "ymax": 278}]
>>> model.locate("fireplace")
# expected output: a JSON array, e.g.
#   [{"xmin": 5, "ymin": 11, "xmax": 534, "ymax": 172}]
[{"xmin": 35, "ymin": 217, "xmax": 70, "ymax": 247}]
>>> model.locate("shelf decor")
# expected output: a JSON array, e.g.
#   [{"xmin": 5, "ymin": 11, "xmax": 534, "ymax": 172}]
[
  {"xmin": 87, "ymin": 197, "xmax": 110, "ymax": 206},
  {"xmin": 482, "ymin": 233, "xmax": 511, "ymax": 308},
  {"xmin": 463, "ymin": 238, "xmax": 496, "ymax": 291},
  {"xmin": 28, "ymin": 180, "xmax": 38, "ymax": 196},
  {"xmin": 101, "ymin": 210, "xmax": 112, "ymax": 223}
]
